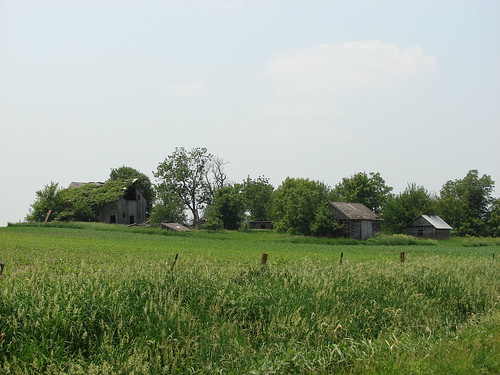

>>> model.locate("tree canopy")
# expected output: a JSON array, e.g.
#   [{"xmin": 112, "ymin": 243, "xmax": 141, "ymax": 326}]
[
  {"xmin": 204, "ymin": 185, "xmax": 246, "ymax": 230},
  {"xmin": 26, "ymin": 182, "xmax": 64, "ymax": 222},
  {"xmin": 272, "ymin": 177, "xmax": 332, "ymax": 236},
  {"xmin": 382, "ymin": 183, "xmax": 436, "ymax": 234},
  {"xmin": 241, "ymin": 176, "xmax": 274, "ymax": 221},
  {"xmin": 436, "ymin": 170, "xmax": 495, "ymax": 236},
  {"xmin": 331, "ymin": 172, "xmax": 392, "ymax": 214},
  {"xmin": 154, "ymin": 147, "xmax": 214, "ymax": 229}
]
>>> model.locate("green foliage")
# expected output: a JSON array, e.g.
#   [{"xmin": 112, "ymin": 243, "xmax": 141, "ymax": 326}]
[
  {"xmin": 148, "ymin": 187, "xmax": 187, "ymax": 226},
  {"xmin": 205, "ymin": 185, "xmax": 246, "ymax": 230},
  {"xmin": 486, "ymin": 198, "xmax": 500, "ymax": 237},
  {"xmin": 436, "ymin": 170, "xmax": 495, "ymax": 236},
  {"xmin": 272, "ymin": 177, "xmax": 333, "ymax": 236},
  {"xmin": 57, "ymin": 180, "xmax": 129, "ymax": 221},
  {"xmin": 331, "ymin": 171, "xmax": 392, "ymax": 214},
  {"xmin": 382, "ymin": 183, "xmax": 436, "ymax": 234},
  {"xmin": 202, "ymin": 214, "xmax": 224, "ymax": 232},
  {"xmin": 154, "ymin": 147, "xmax": 213, "ymax": 229},
  {"xmin": 25, "ymin": 182, "xmax": 64, "ymax": 222},
  {"xmin": 310, "ymin": 203, "xmax": 343, "ymax": 237},
  {"xmin": 367, "ymin": 233, "xmax": 437, "ymax": 246},
  {"xmin": 109, "ymin": 166, "xmax": 154, "ymax": 216},
  {"xmin": 241, "ymin": 176, "xmax": 274, "ymax": 221}
]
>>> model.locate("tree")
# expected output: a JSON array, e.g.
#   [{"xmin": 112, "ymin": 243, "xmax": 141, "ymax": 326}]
[
  {"xmin": 241, "ymin": 176, "xmax": 274, "ymax": 221},
  {"xmin": 436, "ymin": 170, "xmax": 495, "ymax": 236},
  {"xmin": 109, "ymin": 166, "xmax": 154, "ymax": 216},
  {"xmin": 486, "ymin": 198, "xmax": 500, "ymax": 237},
  {"xmin": 204, "ymin": 185, "xmax": 245, "ymax": 230},
  {"xmin": 272, "ymin": 177, "xmax": 332, "ymax": 236},
  {"xmin": 382, "ymin": 183, "xmax": 436, "ymax": 234},
  {"xmin": 331, "ymin": 172, "xmax": 392, "ymax": 214},
  {"xmin": 26, "ymin": 182, "xmax": 64, "ymax": 222},
  {"xmin": 148, "ymin": 187, "xmax": 187, "ymax": 226},
  {"xmin": 205, "ymin": 156, "xmax": 228, "ymax": 203},
  {"xmin": 154, "ymin": 147, "xmax": 213, "ymax": 229}
]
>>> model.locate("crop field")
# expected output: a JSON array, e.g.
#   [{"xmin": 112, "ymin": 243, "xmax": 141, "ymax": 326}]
[{"xmin": 0, "ymin": 223, "xmax": 498, "ymax": 374}]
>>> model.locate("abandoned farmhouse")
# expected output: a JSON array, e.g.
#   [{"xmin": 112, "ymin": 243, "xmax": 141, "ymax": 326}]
[{"xmin": 68, "ymin": 179, "xmax": 147, "ymax": 225}]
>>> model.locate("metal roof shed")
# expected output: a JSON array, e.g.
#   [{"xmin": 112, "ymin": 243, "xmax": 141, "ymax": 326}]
[{"xmin": 408, "ymin": 215, "xmax": 452, "ymax": 240}]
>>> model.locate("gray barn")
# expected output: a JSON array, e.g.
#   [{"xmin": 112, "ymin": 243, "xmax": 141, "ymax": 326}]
[
  {"xmin": 408, "ymin": 215, "xmax": 452, "ymax": 240},
  {"xmin": 69, "ymin": 180, "xmax": 147, "ymax": 225},
  {"xmin": 328, "ymin": 202, "xmax": 382, "ymax": 240}
]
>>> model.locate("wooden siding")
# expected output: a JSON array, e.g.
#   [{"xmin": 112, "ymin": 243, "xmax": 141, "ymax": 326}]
[
  {"xmin": 408, "ymin": 216, "xmax": 451, "ymax": 240},
  {"xmin": 97, "ymin": 189, "xmax": 147, "ymax": 224},
  {"xmin": 329, "ymin": 203, "xmax": 381, "ymax": 240}
]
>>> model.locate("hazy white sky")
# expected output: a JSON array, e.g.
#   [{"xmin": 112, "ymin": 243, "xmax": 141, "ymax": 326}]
[{"xmin": 1, "ymin": 0, "xmax": 499, "ymax": 226}]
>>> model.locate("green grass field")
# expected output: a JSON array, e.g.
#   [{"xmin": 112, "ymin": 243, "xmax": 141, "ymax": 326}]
[{"xmin": 0, "ymin": 223, "xmax": 498, "ymax": 374}]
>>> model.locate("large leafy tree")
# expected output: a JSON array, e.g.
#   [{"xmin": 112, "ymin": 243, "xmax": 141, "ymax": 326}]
[
  {"xmin": 204, "ymin": 185, "xmax": 246, "ymax": 230},
  {"xmin": 436, "ymin": 170, "xmax": 495, "ymax": 236},
  {"xmin": 331, "ymin": 172, "xmax": 392, "ymax": 214},
  {"xmin": 109, "ymin": 166, "xmax": 154, "ymax": 216},
  {"xmin": 272, "ymin": 177, "xmax": 332, "ymax": 236},
  {"xmin": 26, "ymin": 182, "xmax": 64, "ymax": 222},
  {"xmin": 241, "ymin": 176, "xmax": 274, "ymax": 221},
  {"xmin": 382, "ymin": 183, "xmax": 436, "ymax": 234},
  {"xmin": 148, "ymin": 187, "xmax": 187, "ymax": 226},
  {"xmin": 154, "ymin": 147, "xmax": 214, "ymax": 229}
]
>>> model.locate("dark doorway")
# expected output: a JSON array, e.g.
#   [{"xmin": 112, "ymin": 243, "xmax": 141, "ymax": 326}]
[
  {"xmin": 110, "ymin": 215, "xmax": 117, "ymax": 224},
  {"xmin": 129, "ymin": 215, "xmax": 135, "ymax": 224}
]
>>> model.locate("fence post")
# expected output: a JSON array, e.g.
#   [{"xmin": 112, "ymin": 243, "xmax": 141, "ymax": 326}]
[
  {"xmin": 261, "ymin": 253, "xmax": 268, "ymax": 265},
  {"xmin": 0, "ymin": 262, "xmax": 4, "ymax": 275},
  {"xmin": 171, "ymin": 254, "xmax": 179, "ymax": 271},
  {"xmin": 339, "ymin": 252, "xmax": 343, "ymax": 265},
  {"xmin": 400, "ymin": 252, "xmax": 405, "ymax": 264}
]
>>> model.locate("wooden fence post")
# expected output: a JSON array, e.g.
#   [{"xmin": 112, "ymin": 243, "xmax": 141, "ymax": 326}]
[
  {"xmin": 339, "ymin": 252, "xmax": 343, "ymax": 265},
  {"xmin": 0, "ymin": 262, "xmax": 4, "ymax": 275},
  {"xmin": 171, "ymin": 254, "xmax": 179, "ymax": 271},
  {"xmin": 261, "ymin": 253, "xmax": 268, "ymax": 265},
  {"xmin": 400, "ymin": 252, "xmax": 405, "ymax": 264}
]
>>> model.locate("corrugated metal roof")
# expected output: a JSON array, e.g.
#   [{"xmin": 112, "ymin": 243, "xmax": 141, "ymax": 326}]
[
  {"xmin": 161, "ymin": 223, "xmax": 190, "ymax": 232},
  {"xmin": 329, "ymin": 202, "xmax": 382, "ymax": 221},
  {"xmin": 421, "ymin": 215, "xmax": 452, "ymax": 229}
]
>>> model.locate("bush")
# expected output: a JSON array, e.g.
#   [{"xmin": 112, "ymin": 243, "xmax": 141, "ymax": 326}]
[{"xmin": 367, "ymin": 233, "xmax": 438, "ymax": 246}]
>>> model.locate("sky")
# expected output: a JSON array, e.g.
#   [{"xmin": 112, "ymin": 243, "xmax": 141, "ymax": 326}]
[{"xmin": 1, "ymin": 0, "xmax": 499, "ymax": 226}]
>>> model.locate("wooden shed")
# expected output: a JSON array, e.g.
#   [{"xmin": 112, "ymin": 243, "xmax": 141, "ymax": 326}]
[
  {"xmin": 408, "ymin": 215, "xmax": 452, "ymax": 240},
  {"xmin": 328, "ymin": 202, "xmax": 383, "ymax": 240}
]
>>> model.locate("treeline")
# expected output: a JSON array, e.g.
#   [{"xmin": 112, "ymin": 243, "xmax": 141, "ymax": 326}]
[{"xmin": 27, "ymin": 147, "xmax": 499, "ymax": 237}]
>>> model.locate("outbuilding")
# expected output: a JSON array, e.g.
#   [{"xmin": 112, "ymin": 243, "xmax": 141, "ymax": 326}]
[
  {"xmin": 328, "ymin": 202, "xmax": 383, "ymax": 240},
  {"xmin": 408, "ymin": 215, "xmax": 452, "ymax": 240},
  {"xmin": 68, "ymin": 179, "xmax": 147, "ymax": 225}
]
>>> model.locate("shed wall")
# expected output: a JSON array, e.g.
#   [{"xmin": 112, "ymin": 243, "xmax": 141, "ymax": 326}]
[{"xmin": 97, "ymin": 190, "xmax": 147, "ymax": 224}]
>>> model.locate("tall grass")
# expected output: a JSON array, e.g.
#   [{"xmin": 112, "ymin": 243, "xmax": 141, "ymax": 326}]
[{"xmin": 0, "ymin": 225, "xmax": 498, "ymax": 374}]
